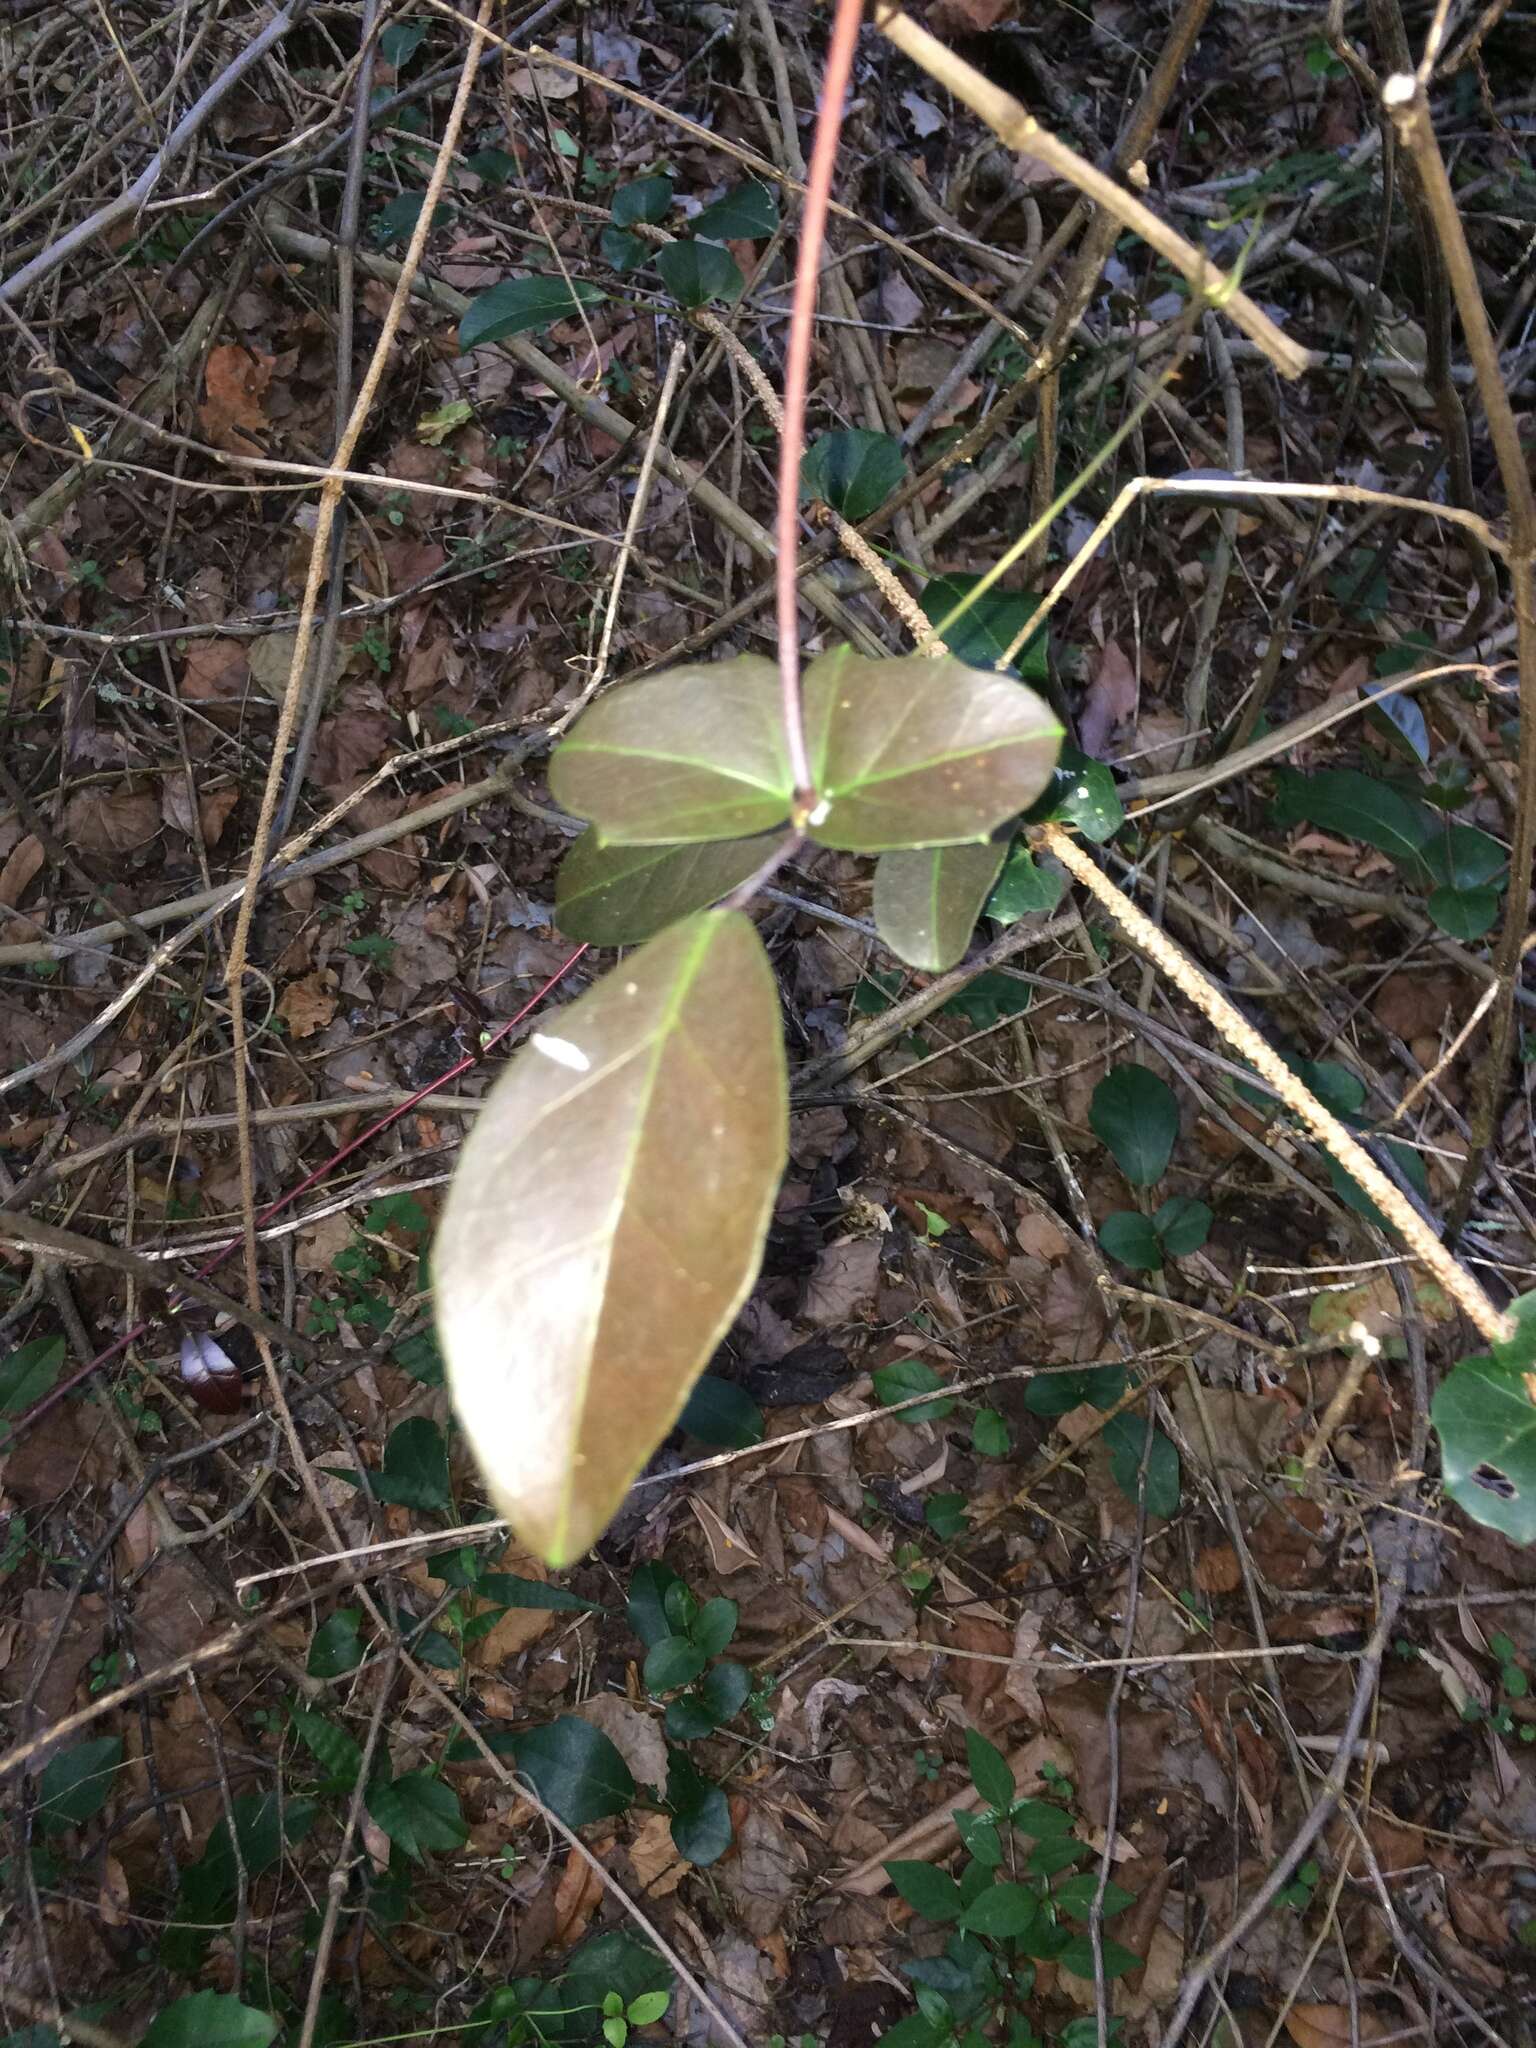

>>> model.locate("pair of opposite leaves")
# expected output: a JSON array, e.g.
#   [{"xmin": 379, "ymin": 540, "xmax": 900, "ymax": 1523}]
[
  {"xmin": 437, "ymin": 649, "xmax": 1062, "ymax": 1563},
  {"xmin": 553, "ymin": 647, "xmax": 1063, "ymax": 973}
]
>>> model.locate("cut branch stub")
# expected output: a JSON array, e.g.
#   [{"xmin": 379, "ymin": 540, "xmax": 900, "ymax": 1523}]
[
  {"xmin": 803, "ymin": 649, "xmax": 1063, "ymax": 852},
  {"xmin": 435, "ymin": 911, "xmax": 787, "ymax": 1566},
  {"xmin": 873, "ymin": 842, "xmax": 1007, "ymax": 972},
  {"xmin": 555, "ymin": 831, "xmax": 781, "ymax": 944}
]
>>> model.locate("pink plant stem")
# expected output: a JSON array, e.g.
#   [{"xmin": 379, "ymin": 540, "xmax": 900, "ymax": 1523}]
[
  {"xmin": 9, "ymin": 946, "xmax": 589, "ymax": 1439},
  {"xmin": 775, "ymin": 0, "xmax": 866, "ymax": 815}
]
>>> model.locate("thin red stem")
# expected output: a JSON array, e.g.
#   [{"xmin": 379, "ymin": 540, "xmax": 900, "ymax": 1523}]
[
  {"xmin": 9, "ymin": 945, "xmax": 589, "ymax": 1439},
  {"xmin": 775, "ymin": 0, "xmax": 866, "ymax": 814}
]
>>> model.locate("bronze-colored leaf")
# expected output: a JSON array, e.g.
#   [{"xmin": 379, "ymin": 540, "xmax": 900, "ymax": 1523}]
[
  {"xmin": 803, "ymin": 648, "xmax": 1061, "ymax": 852},
  {"xmin": 555, "ymin": 831, "xmax": 778, "ymax": 944},
  {"xmin": 435, "ymin": 911, "xmax": 787, "ymax": 1565},
  {"xmin": 873, "ymin": 842, "xmax": 1005, "ymax": 971},
  {"xmin": 548, "ymin": 658, "xmax": 792, "ymax": 844}
]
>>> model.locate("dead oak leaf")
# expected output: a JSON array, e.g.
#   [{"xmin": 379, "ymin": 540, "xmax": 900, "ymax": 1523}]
[
  {"xmin": 64, "ymin": 783, "xmax": 160, "ymax": 854},
  {"xmin": 1285, "ymin": 2006, "xmax": 1389, "ymax": 2048},
  {"xmin": 0, "ymin": 833, "xmax": 44, "ymax": 909},
  {"xmin": 276, "ymin": 969, "xmax": 339, "ymax": 1041},
  {"xmin": 199, "ymin": 343, "xmax": 274, "ymax": 453}
]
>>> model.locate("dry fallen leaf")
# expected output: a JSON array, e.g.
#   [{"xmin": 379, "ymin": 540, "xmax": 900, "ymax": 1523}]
[
  {"xmin": 629, "ymin": 1809, "xmax": 687, "ymax": 1896},
  {"xmin": 0, "ymin": 834, "xmax": 44, "ymax": 910},
  {"xmin": 276, "ymin": 969, "xmax": 340, "ymax": 1041},
  {"xmin": 1284, "ymin": 2004, "xmax": 1388, "ymax": 2048},
  {"xmin": 63, "ymin": 783, "xmax": 160, "ymax": 854},
  {"xmin": 688, "ymin": 1494, "xmax": 760, "ymax": 1574},
  {"xmin": 575, "ymin": 1694, "xmax": 667, "ymax": 1791},
  {"xmin": 199, "ymin": 343, "xmax": 275, "ymax": 454},
  {"xmin": 552, "ymin": 1843, "xmax": 604, "ymax": 1945}
]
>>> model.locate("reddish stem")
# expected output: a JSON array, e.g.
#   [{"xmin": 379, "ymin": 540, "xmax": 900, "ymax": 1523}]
[
  {"xmin": 775, "ymin": 0, "xmax": 866, "ymax": 815},
  {"xmin": 9, "ymin": 945, "xmax": 589, "ymax": 1440}
]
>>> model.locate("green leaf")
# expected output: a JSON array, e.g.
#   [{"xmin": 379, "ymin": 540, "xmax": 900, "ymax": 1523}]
[
  {"xmin": 436, "ymin": 912, "xmax": 787, "ymax": 1565},
  {"xmin": 678, "ymin": 1374, "xmax": 764, "ymax": 1448},
  {"xmin": 612, "ymin": 175, "xmax": 674, "ymax": 226},
  {"xmin": 0, "ymin": 1335, "xmax": 64, "ymax": 1425},
  {"xmin": 308, "ymin": 1609, "xmax": 365, "ymax": 1680},
  {"xmin": 555, "ymin": 831, "xmax": 774, "ymax": 944},
  {"xmin": 666, "ymin": 1658, "xmax": 750, "ymax": 1738},
  {"xmin": 1428, "ymin": 885, "xmax": 1499, "ymax": 939},
  {"xmin": 1271, "ymin": 767, "xmax": 1431, "ymax": 867},
  {"xmin": 37, "ymin": 1736, "xmax": 122, "ymax": 1831},
  {"xmin": 476, "ymin": 1573, "xmax": 605, "ymax": 1613},
  {"xmin": 925, "ymin": 1492, "xmax": 967, "ymax": 1540},
  {"xmin": 1091, "ymin": 1065, "xmax": 1179, "ymax": 1186},
  {"xmin": 467, "ymin": 146, "xmax": 517, "ymax": 186},
  {"xmin": 691, "ymin": 1595, "xmax": 738, "ymax": 1656},
  {"xmin": 1433, "ymin": 1350, "xmax": 1536, "ymax": 1545},
  {"xmin": 644, "ymin": 1635, "xmax": 708, "ymax": 1692},
  {"xmin": 600, "ymin": 226, "xmax": 650, "ymax": 273},
  {"xmin": 1325, "ymin": 1135, "xmax": 1429, "ymax": 1230},
  {"xmin": 987, "ymin": 843, "xmax": 1064, "ymax": 921},
  {"xmin": 289, "ymin": 1710, "xmax": 362, "ymax": 1788},
  {"xmin": 627, "ymin": 1563, "xmax": 686, "ymax": 1649},
  {"xmin": 140, "ymin": 1995, "xmax": 278, "ymax": 2048},
  {"xmin": 371, "ymin": 1417, "xmax": 452, "ymax": 1514},
  {"xmin": 940, "ymin": 969, "xmax": 1031, "ymax": 1029},
  {"xmin": 515, "ymin": 1716, "xmax": 636, "ymax": 1825},
  {"xmin": 1153, "ymin": 1195, "xmax": 1212, "ymax": 1257},
  {"xmin": 373, "ymin": 191, "xmax": 452, "ymax": 247},
  {"xmin": 1490, "ymin": 1293, "xmax": 1536, "ymax": 1372},
  {"xmin": 1363, "ymin": 676, "xmax": 1430, "ymax": 764},
  {"xmin": 692, "ymin": 179, "xmax": 777, "ymax": 240},
  {"xmin": 874, "ymin": 843, "xmax": 1006, "ymax": 972},
  {"xmin": 1010, "ymin": 1798, "xmax": 1074, "ymax": 1837},
  {"xmin": 366, "ymin": 1772, "xmax": 468, "ymax": 1861},
  {"xmin": 804, "ymin": 648, "xmax": 1063, "ymax": 853},
  {"xmin": 1055, "ymin": 1933, "xmax": 1143, "ymax": 1979},
  {"xmin": 1026, "ymin": 1366, "xmax": 1125, "ymax": 1416},
  {"xmin": 1099, "ymin": 1210, "xmax": 1162, "ymax": 1271},
  {"xmin": 964, "ymin": 1727, "xmax": 1015, "ymax": 1809},
  {"xmin": 459, "ymin": 275, "xmax": 608, "ymax": 350},
  {"xmin": 666, "ymin": 1749, "xmax": 732, "ymax": 1864},
  {"xmin": 872, "ymin": 1357, "xmax": 955, "ymax": 1424},
  {"xmin": 1021, "ymin": 744, "xmax": 1123, "ymax": 843},
  {"xmin": 654, "ymin": 239, "xmax": 743, "ymax": 308},
  {"xmin": 380, "ymin": 20, "xmax": 426, "ymax": 66},
  {"xmin": 800, "ymin": 430, "xmax": 906, "ymax": 523},
  {"xmin": 1052, "ymin": 1873, "xmax": 1135, "ymax": 1919},
  {"xmin": 958, "ymin": 1881, "xmax": 1038, "ymax": 1938},
  {"xmin": 1026, "ymin": 1835, "xmax": 1086, "ymax": 1877},
  {"xmin": 919, "ymin": 576, "xmax": 1047, "ymax": 682},
  {"xmin": 550, "ymin": 658, "xmax": 792, "ymax": 845},
  {"xmin": 972, "ymin": 1408, "xmax": 1010, "ymax": 1457},
  {"xmin": 1103, "ymin": 1412, "xmax": 1181, "ymax": 1518},
  {"xmin": 887, "ymin": 1861, "xmax": 964, "ymax": 1922}
]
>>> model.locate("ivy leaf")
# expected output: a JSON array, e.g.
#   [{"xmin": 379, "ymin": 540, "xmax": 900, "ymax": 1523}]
[
  {"xmin": 1026, "ymin": 1365, "xmax": 1125, "ymax": 1416},
  {"xmin": 140, "ymin": 1995, "xmax": 278, "ymax": 2048},
  {"xmin": 459, "ymin": 275, "xmax": 608, "ymax": 350},
  {"xmin": 1099, "ymin": 1210, "xmax": 1162, "ymax": 1272},
  {"xmin": 600, "ymin": 226, "xmax": 649, "ymax": 273},
  {"xmin": 516, "ymin": 1716, "xmax": 636, "ymax": 1825},
  {"xmin": 692, "ymin": 179, "xmax": 777, "ymax": 240},
  {"xmin": 1419, "ymin": 823, "xmax": 1505, "ymax": 891},
  {"xmin": 366, "ymin": 1772, "xmax": 468, "ymax": 1861},
  {"xmin": 873, "ymin": 842, "xmax": 1006, "ymax": 972},
  {"xmin": 666, "ymin": 1658, "xmax": 750, "ymax": 1739},
  {"xmin": 1091, "ymin": 1065, "xmax": 1179, "ymax": 1186},
  {"xmin": 550, "ymin": 657, "xmax": 791, "ymax": 846},
  {"xmin": 0, "ymin": 1334, "xmax": 64, "ymax": 1441},
  {"xmin": 654, "ymin": 239, "xmax": 743, "ymax": 307},
  {"xmin": 37, "ymin": 1736, "xmax": 123, "ymax": 1832},
  {"xmin": 1022, "ymin": 744, "xmax": 1124, "ymax": 843},
  {"xmin": 627, "ymin": 1562, "xmax": 686, "ymax": 1649},
  {"xmin": 800, "ymin": 430, "xmax": 906, "ymax": 523},
  {"xmin": 370, "ymin": 1417, "xmax": 452, "ymax": 1515},
  {"xmin": 379, "ymin": 20, "xmax": 427, "ymax": 66},
  {"xmin": 435, "ymin": 912, "xmax": 787, "ymax": 1565},
  {"xmin": 987, "ymin": 842, "xmax": 1064, "ymax": 920},
  {"xmin": 307, "ymin": 1609, "xmax": 365, "ymax": 1679},
  {"xmin": 555, "ymin": 832, "xmax": 775, "ymax": 944},
  {"xmin": 872, "ymin": 1357, "xmax": 954, "ymax": 1424},
  {"xmin": 804, "ymin": 648, "xmax": 1063, "ymax": 853},
  {"xmin": 644, "ymin": 1636, "xmax": 708, "ymax": 1692},
  {"xmin": 611, "ymin": 174, "xmax": 673, "ymax": 226},
  {"xmin": 1433, "ymin": 1349, "xmax": 1536, "ymax": 1544},
  {"xmin": 918, "ymin": 575, "xmax": 1047, "ymax": 681},
  {"xmin": 1103, "ymin": 1412, "xmax": 1181, "ymax": 1518}
]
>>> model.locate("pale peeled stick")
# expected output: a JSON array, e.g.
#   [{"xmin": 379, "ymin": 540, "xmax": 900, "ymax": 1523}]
[{"xmin": 434, "ymin": 910, "xmax": 787, "ymax": 1566}]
